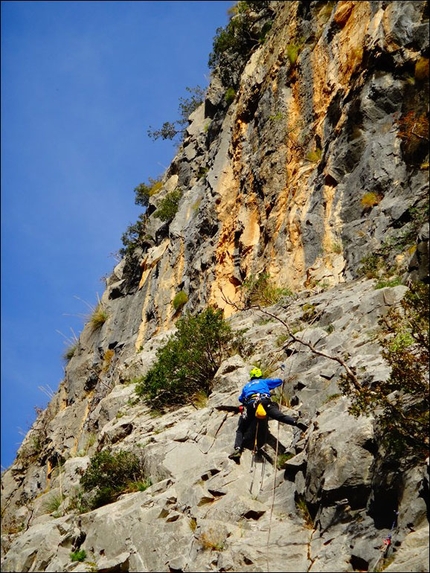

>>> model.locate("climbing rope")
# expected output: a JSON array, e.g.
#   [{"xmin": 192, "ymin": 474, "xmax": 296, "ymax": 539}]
[
  {"xmin": 249, "ymin": 420, "xmax": 259, "ymax": 494},
  {"xmin": 250, "ymin": 419, "xmax": 265, "ymax": 495},
  {"xmin": 266, "ymin": 417, "xmax": 281, "ymax": 573},
  {"xmin": 266, "ymin": 363, "xmax": 288, "ymax": 572}
]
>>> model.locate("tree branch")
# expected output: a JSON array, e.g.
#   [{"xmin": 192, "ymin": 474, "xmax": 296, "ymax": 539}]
[{"xmin": 220, "ymin": 289, "xmax": 361, "ymax": 391}]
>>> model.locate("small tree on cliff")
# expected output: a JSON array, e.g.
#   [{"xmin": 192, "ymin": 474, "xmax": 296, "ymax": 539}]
[
  {"xmin": 339, "ymin": 281, "xmax": 429, "ymax": 462},
  {"xmin": 135, "ymin": 307, "xmax": 240, "ymax": 411},
  {"xmin": 147, "ymin": 86, "xmax": 205, "ymax": 142},
  {"xmin": 208, "ymin": 1, "xmax": 273, "ymax": 87}
]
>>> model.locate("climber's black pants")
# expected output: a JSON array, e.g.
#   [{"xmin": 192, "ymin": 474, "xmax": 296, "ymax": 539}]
[{"xmin": 233, "ymin": 399, "xmax": 296, "ymax": 450}]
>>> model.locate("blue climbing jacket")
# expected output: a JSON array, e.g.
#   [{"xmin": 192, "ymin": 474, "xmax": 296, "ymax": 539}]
[{"xmin": 238, "ymin": 378, "xmax": 283, "ymax": 403}]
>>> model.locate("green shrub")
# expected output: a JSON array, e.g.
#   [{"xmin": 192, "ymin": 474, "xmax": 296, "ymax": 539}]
[
  {"xmin": 375, "ymin": 277, "xmax": 403, "ymax": 289},
  {"xmin": 208, "ymin": 2, "xmax": 272, "ymax": 84},
  {"xmin": 224, "ymin": 87, "xmax": 236, "ymax": 105},
  {"xmin": 306, "ymin": 148, "xmax": 322, "ymax": 162},
  {"xmin": 296, "ymin": 495, "xmax": 314, "ymax": 529},
  {"xmin": 269, "ymin": 112, "xmax": 284, "ymax": 122},
  {"xmin": 302, "ymin": 303, "xmax": 317, "ymax": 322},
  {"xmin": 154, "ymin": 189, "xmax": 182, "ymax": 222},
  {"xmin": 80, "ymin": 449, "xmax": 146, "ymax": 510},
  {"xmin": 135, "ymin": 307, "xmax": 236, "ymax": 410},
  {"xmin": 43, "ymin": 493, "xmax": 64, "ymax": 515},
  {"xmin": 134, "ymin": 177, "xmax": 163, "ymax": 208},
  {"xmin": 120, "ymin": 213, "xmax": 148, "ymax": 257},
  {"xmin": 209, "ymin": 20, "xmax": 251, "ymax": 71},
  {"xmin": 286, "ymin": 43, "xmax": 300, "ymax": 65},
  {"xmin": 148, "ymin": 85, "xmax": 205, "ymax": 142},
  {"xmin": 276, "ymin": 452, "xmax": 294, "ymax": 469},
  {"xmin": 259, "ymin": 20, "xmax": 273, "ymax": 43},
  {"xmin": 241, "ymin": 273, "xmax": 292, "ymax": 307},
  {"xmin": 172, "ymin": 291, "xmax": 188, "ymax": 311},
  {"xmin": 127, "ymin": 478, "xmax": 152, "ymax": 492},
  {"xmin": 197, "ymin": 167, "xmax": 209, "ymax": 179},
  {"xmin": 358, "ymin": 253, "xmax": 386, "ymax": 279},
  {"xmin": 361, "ymin": 191, "xmax": 382, "ymax": 210},
  {"xmin": 70, "ymin": 549, "xmax": 87, "ymax": 562}
]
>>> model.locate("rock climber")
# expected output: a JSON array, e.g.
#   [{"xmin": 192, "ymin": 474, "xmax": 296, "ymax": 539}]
[{"xmin": 228, "ymin": 367, "xmax": 308, "ymax": 462}]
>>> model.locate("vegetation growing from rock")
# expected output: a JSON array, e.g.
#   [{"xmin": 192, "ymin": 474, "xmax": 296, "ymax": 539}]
[
  {"xmin": 63, "ymin": 341, "xmax": 78, "ymax": 362},
  {"xmin": 340, "ymin": 281, "xmax": 429, "ymax": 461},
  {"xmin": 42, "ymin": 492, "xmax": 64, "ymax": 516},
  {"xmin": 120, "ymin": 213, "xmax": 147, "ymax": 257},
  {"xmin": 119, "ymin": 177, "xmax": 163, "ymax": 256},
  {"xmin": 208, "ymin": 1, "xmax": 273, "ymax": 86},
  {"xmin": 360, "ymin": 191, "xmax": 382, "ymax": 211},
  {"xmin": 147, "ymin": 85, "xmax": 206, "ymax": 142},
  {"xmin": 198, "ymin": 527, "xmax": 226, "ymax": 551},
  {"xmin": 357, "ymin": 199, "xmax": 428, "ymax": 280},
  {"xmin": 79, "ymin": 448, "xmax": 147, "ymax": 510},
  {"xmin": 135, "ymin": 307, "xmax": 237, "ymax": 410},
  {"xmin": 89, "ymin": 302, "xmax": 109, "ymax": 331},
  {"xmin": 134, "ymin": 177, "xmax": 163, "ymax": 208},
  {"xmin": 70, "ymin": 549, "xmax": 86, "ymax": 562},
  {"xmin": 2, "ymin": 3, "xmax": 429, "ymax": 571},
  {"xmin": 397, "ymin": 110, "xmax": 429, "ymax": 165},
  {"xmin": 172, "ymin": 290, "xmax": 188, "ymax": 311},
  {"xmin": 154, "ymin": 188, "xmax": 183, "ymax": 222},
  {"xmin": 241, "ymin": 272, "xmax": 293, "ymax": 307},
  {"xmin": 224, "ymin": 87, "xmax": 236, "ymax": 105}
]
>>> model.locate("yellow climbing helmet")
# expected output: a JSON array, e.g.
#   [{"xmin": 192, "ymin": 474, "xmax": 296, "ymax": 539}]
[{"xmin": 250, "ymin": 367, "xmax": 262, "ymax": 379}]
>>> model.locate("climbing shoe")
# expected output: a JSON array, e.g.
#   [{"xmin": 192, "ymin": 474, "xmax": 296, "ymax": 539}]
[
  {"xmin": 296, "ymin": 421, "xmax": 308, "ymax": 432},
  {"xmin": 228, "ymin": 448, "xmax": 242, "ymax": 463},
  {"xmin": 254, "ymin": 448, "xmax": 264, "ymax": 461}
]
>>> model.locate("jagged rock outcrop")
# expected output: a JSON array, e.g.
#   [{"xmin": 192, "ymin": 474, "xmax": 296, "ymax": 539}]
[{"xmin": 1, "ymin": 2, "xmax": 428, "ymax": 572}]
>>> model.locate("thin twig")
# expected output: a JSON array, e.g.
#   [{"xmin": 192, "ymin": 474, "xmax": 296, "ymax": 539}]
[{"xmin": 220, "ymin": 290, "xmax": 361, "ymax": 390}]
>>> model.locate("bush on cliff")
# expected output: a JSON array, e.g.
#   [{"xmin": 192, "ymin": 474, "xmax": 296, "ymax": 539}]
[
  {"xmin": 79, "ymin": 448, "xmax": 148, "ymax": 510},
  {"xmin": 208, "ymin": 2, "xmax": 272, "ymax": 72},
  {"xmin": 340, "ymin": 281, "xmax": 429, "ymax": 461},
  {"xmin": 135, "ymin": 307, "xmax": 237, "ymax": 410},
  {"xmin": 241, "ymin": 272, "xmax": 293, "ymax": 307},
  {"xmin": 147, "ymin": 85, "xmax": 205, "ymax": 142},
  {"xmin": 134, "ymin": 177, "xmax": 163, "ymax": 209},
  {"xmin": 154, "ymin": 188, "xmax": 183, "ymax": 222}
]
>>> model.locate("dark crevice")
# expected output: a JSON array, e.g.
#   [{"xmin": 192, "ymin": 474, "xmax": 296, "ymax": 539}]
[{"xmin": 350, "ymin": 554, "xmax": 369, "ymax": 571}]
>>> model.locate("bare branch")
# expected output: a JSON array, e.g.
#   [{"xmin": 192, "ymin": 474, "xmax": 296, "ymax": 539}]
[{"xmin": 220, "ymin": 289, "xmax": 361, "ymax": 390}]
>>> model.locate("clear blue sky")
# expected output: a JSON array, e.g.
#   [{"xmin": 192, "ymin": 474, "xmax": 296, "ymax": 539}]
[{"xmin": 1, "ymin": 0, "xmax": 234, "ymax": 470}]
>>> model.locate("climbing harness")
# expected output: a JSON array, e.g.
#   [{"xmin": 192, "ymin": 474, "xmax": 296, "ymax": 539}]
[{"xmin": 244, "ymin": 392, "xmax": 270, "ymax": 405}]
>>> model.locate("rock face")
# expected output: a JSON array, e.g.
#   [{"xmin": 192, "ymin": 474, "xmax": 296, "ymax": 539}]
[{"xmin": 1, "ymin": 2, "xmax": 428, "ymax": 572}]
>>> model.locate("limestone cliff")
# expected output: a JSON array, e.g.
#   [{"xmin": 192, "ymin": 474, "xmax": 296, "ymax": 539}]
[{"xmin": 1, "ymin": 2, "xmax": 429, "ymax": 572}]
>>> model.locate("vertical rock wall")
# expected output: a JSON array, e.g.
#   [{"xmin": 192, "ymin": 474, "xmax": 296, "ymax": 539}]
[{"xmin": 1, "ymin": 2, "xmax": 428, "ymax": 572}]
